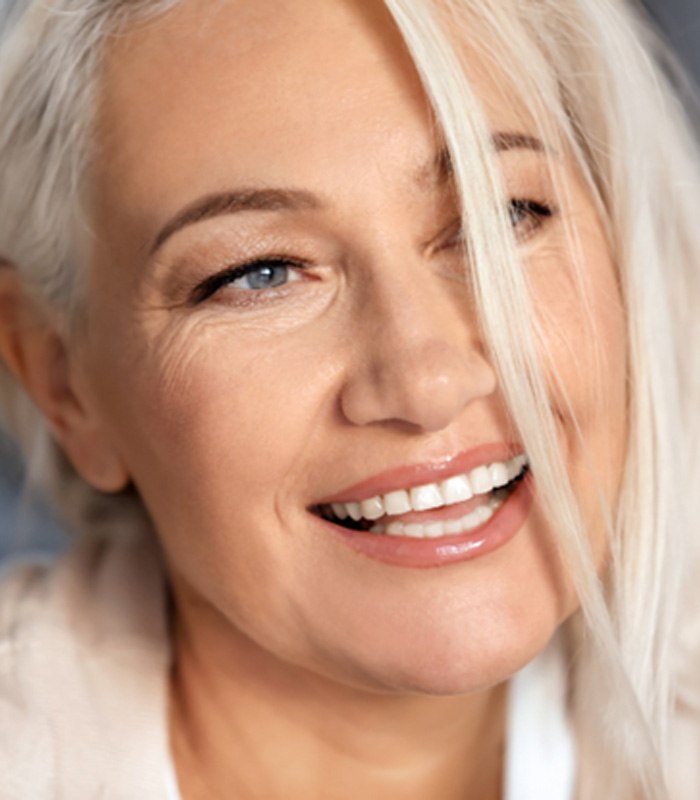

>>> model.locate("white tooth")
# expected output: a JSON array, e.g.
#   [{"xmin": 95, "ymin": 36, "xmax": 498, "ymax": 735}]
[
  {"xmin": 445, "ymin": 519, "xmax": 463, "ymax": 535},
  {"xmin": 489, "ymin": 462, "xmax": 509, "ymax": 488},
  {"xmin": 404, "ymin": 523, "xmax": 425, "ymax": 538},
  {"xmin": 409, "ymin": 483, "xmax": 444, "ymax": 512},
  {"xmin": 514, "ymin": 454, "xmax": 528, "ymax": 472},
  {"xmin": 469, "ymin": 465, "xmax": 493, "ymax": 495},
  {"xmin": 459, "ymin": 508, "xmax": 483, "ymax": 531},
  {"xmin": 369, "ymin": 524, "xmax": 385, "ymax": 534},
  {"xmin": 476, "ymin": 504, "xmax": 493, "ymax": 523},
  {"xmin": 361, "ymin": 496, "xmax": 385, "ymax": 521},
  {"xmin": 386, "ymin": 521, "xmax": 404, "ymax": 536},
  {"xmin": 460, "ymin": 503, "xmax": 494, "ymax": 531},
  {"xmin": 383, "ymin": 489, "xmax": 412, "ymax": 515},
  {"xmin": 440, "ymin": 474, "xmax": 473, "ymax": 504},
  {"xmin": 346, "ymin": 502, "xmax": 362, "ymax": 521},
  {"xmin": 331, "ymin": 503, "xmax": 349, "ymax": 520},
  {"xmin": 505, "ymin": 457, "xmax": 520, "ymax": 480},
  {"xmin": 425, "ymin": 522, "xmax": 446, "ymax": 538}
]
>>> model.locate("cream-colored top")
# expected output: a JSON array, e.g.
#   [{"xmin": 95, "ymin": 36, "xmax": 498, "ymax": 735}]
[
  {"xmin": 0, "ymin": 529, "xmax": 697, "ymax": 799},
  {"xmin": 0, "ymin": 530, "xmax": 172, "ymax": 799}
]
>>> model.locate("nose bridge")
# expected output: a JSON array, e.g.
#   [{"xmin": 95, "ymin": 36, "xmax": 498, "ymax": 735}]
[{"xmin": 339, "ymin": 261, "xmax": 497, "ymax": 431}]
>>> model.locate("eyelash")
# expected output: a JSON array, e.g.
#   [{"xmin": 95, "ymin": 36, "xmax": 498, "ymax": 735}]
[
  {"xmin": 189, "ymin": 256, "xmax": 306, "ymax": 304},
  {"xmin": 508, "ymin": 198, "xmax": 554, "ymax": 238},
  {"xmin": 189, "ymin": 198, "xmax": 555, "ymax": 304}
]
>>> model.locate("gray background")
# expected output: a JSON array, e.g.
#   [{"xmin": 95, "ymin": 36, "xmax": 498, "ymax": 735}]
[
  {"xmin": 646, "ymin": 0, "xmax": 700, "ymax": 73},
  {"xmin": 0, "ymin": 0, "xmax": 699, "ymax": 558},
  {"xmin": 644, "ymin": 0, "xmax": 700, "ymax": 83}
]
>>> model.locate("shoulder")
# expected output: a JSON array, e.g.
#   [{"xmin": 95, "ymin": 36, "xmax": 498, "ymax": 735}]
[
  {"xmin": 0, "ymin": 554, "xmax": 59, "ymax": 797},
  {"xmin": 0, "ymin": 529, "xmax": 167, "ymax": 656},
  {"xmin": 0, "ymin": 531, "xmax": 172, "ymax": 797},
  {"xmin": 0, "ymin": 552, "xmax": 54, "ymax": 644}
]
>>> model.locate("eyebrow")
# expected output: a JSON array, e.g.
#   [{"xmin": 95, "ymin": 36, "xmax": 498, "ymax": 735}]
[
  {"xmin": 150, "ymin": 130, "xmax": 547, "ymax": 254},
  {"xmin": 150, "ymin": 187, "xmax": 321, "ymax": 254},
  {"xmin": 494, "ymin": 131, "xmax": 546, "ymax": 153},
  {"xmin": 414, "ymin": 132, "xmax": 547, "ymax": 188}
]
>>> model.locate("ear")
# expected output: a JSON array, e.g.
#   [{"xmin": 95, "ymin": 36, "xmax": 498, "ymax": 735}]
[{"xmin": 0, "ymin": 265, "xmax": 130, "ymax": 493}]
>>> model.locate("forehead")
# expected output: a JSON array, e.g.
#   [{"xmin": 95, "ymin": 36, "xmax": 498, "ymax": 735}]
[{"xmin": 92, "ymin": 0, "xmax": 533, "ymax": 252}]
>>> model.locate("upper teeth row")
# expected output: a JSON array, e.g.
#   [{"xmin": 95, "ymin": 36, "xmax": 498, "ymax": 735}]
[{"xmin": 325, "ymin": 454, "xmax": 528, "ymax": 523}]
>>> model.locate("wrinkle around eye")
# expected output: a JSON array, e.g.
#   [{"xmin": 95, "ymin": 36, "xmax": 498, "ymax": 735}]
[{"xmin": 148, "ymin": 274, "xmax": 341, "ymax": 349}]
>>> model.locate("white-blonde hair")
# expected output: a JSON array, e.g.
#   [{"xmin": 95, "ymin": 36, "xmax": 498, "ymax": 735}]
[{"xmin": 0, "ymin": 1, "xmax": 698, "ymax": 798}]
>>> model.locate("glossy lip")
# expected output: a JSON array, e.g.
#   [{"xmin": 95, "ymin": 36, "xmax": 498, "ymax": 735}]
[
  {"xmin": 314, "ymin": 442, "xmax": 524, "ymax": 505},
  {"xmin": 317, "ymin": 472, "xmax": 534, "ymax": 569}
]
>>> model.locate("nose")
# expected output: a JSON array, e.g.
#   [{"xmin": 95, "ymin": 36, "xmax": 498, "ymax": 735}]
[{"xmin": 338, "ymin": 266, "xmax": 497, "ymax": 433}]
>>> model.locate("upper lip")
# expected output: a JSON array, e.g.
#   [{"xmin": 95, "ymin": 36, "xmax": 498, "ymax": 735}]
[{"xmin": 314, "ymin": 442, "xmax": 525, "ymax": 505}]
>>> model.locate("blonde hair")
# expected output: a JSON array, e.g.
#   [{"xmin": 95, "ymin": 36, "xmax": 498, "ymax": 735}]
[{"xmin": 0, "ymin": 1, "xmax": 698, "ymax": 797}]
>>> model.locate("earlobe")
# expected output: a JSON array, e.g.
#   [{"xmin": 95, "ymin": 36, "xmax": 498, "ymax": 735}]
[{"xmin": 0, "ymin": 265, "xmax": 130, "ymax": 494}]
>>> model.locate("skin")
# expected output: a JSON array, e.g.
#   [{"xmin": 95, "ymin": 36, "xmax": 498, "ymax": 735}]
[{"xmin": 0, "ymin": 0, "xmax": 628, "ymax": 797}]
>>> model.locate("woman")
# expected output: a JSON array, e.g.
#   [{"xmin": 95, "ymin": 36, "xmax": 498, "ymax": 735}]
[{"xmin": 0, "ymin": 0, "xmax": 698, "ymax": 797}]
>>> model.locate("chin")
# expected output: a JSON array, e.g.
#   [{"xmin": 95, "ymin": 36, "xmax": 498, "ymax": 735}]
[{"xmin": 334, "ymin": 614, "xmax": 562, "ymax": 697}]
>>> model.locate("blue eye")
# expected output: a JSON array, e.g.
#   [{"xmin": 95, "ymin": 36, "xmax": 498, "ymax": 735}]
[
  {"xmin": 233, "ymin": 263, "xmax": 289, "ymax": 290},
  {"xmin": 191, "ymin": 258, "xmax": 300, "ymax": 304}
]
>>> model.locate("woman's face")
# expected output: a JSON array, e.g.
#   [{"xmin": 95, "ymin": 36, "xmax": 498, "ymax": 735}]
[{"xmin": 77, "ymin": 0, "xmax": 626, "ymax": 693}]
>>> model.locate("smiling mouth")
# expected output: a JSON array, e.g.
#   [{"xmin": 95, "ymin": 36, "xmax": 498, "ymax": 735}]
[{"xmin": 313, "ymin": 454, "xmax": 529, "ymax": 539}]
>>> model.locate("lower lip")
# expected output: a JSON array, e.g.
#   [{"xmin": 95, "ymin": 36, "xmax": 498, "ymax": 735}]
[{"xmin": 324, "ymin": 474, "xmax": 534, "ymax": 568}]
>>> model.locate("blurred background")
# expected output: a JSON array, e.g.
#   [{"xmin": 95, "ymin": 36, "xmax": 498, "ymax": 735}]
[
  {"xmin": 644, "ymin": 0, "xmax": 700, "ymax": 81},
  {"xmin": 0, "ymin": 0, "xmax": 699, "ymax": 560}
]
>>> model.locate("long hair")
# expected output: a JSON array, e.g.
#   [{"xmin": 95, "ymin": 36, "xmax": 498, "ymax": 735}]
[{"xmin": 0, "ymin": 1, "xmax": 698, "ymax": 797}]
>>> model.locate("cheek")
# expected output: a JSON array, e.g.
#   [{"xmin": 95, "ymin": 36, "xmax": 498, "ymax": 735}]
[
  {"xmin": 106, "ymin": 315, "xmax": 337, "ymax": 498},
  {"xmin": 527, "ymin": 212, "xmax": 627, "ymax": 422},
  {"xmin": 533, "ymin": 253, "xmax": 626, "ymax": 416},
  {"xmin": 87, "ymin": 313, "xmax": 343, "ymax": 630},
  {"xmin": 529, "ymin": 233, "xmax": 628, "ymax": 567}
]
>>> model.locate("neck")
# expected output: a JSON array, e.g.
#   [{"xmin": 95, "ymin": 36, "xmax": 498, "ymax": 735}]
[{"xmin": 168, "ymin": 590, "xmax": 507, "ymax": 800}]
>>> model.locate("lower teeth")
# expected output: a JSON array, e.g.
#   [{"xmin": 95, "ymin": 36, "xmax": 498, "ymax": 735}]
[
  {"xmin": 368, "ymin": 489, "xmax": 508, "ymax": 539},
  {"xmin": 320, "ymin": 466, "xmax": 527, "ymax": 537}
]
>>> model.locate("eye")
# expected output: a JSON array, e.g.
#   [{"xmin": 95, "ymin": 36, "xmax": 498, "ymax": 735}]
[
  {"xmin": 440, "ymin": 198, "xmax": 555, "ymax": 253},
  {"xmin": 508, "ymin": 198, "xmax": 554, "ymax": 240},
  {"xmin": 190, "ymin": 257, "xmax": 304, "ymax": 304},
  {"xmin": 232, "ymin": 261, "xmax": 290, "ymax": 290}
]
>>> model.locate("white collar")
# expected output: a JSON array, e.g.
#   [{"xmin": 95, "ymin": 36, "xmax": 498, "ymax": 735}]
[{"xmin": 504, "ymin": 634, "xmax": 576, "ymax": 800}]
